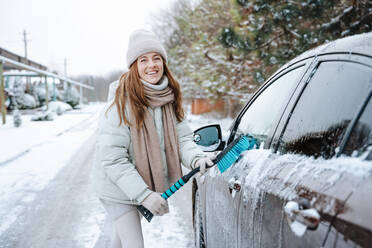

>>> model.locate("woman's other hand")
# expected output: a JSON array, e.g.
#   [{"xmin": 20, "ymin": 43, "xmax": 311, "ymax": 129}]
[
  {"xmin": 142, "ymin": 192, "xmax": 169, "ymax": 216},
  {"xmin": 195, "ymin": 156, "xmax": 214, "ymax": 175}
]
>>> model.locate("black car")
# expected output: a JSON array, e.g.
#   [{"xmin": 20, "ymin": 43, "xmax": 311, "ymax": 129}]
[{"xmin": 192, "ymin": 32, "xmax": 372, "ymax": 248}]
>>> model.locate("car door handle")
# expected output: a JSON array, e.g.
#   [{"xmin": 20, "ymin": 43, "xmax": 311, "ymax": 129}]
[
  {"xmin": 228, "ymin": 178, "xmax": 241, "ymax": 198},
  {"xmin": 284, "ymin": 200, "xmax": 320, "ymax": 233}
]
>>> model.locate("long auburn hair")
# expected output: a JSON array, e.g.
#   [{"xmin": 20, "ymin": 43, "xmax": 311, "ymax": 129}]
[{"xmin": 108, "ymin": 60, "xmax": 185, "ymax": 129}]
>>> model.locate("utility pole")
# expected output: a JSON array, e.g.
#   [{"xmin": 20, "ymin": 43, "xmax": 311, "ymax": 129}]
[
  {"xmin": 0, "ymin": 61, "xmax": 6, "ymax": 124},
  {"xmin": 23, "ymin": 30, "xmax": 29, "ymax": 58},
  {"xmin": 23, "ymin": 30, "xmax": 31, "ymax": 91},
  {"xmin": 45, "ymin": 76, "xmax": 49, "ymax": 110},
  {"xmin": 63, "ymin": 58, "xmax": 67, "ymax": 91},
  {"xmin": 64, "ymin": 57, "xmax": 67, "ymax": 76}
]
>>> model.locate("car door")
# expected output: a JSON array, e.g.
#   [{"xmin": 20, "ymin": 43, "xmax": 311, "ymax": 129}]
[
  {"xmin": 202, "ymin": 61, "xmax": 310, "ymax": 248},
  {"xmin": 235, "ymin": 54, "xmax": 372, "ymax": 247},
  {"xmin": 321, "ymin": 82, "xmax": 372, "ymax": 247}
]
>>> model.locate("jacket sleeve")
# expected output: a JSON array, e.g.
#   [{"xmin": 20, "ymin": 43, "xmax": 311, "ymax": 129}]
[
  {"xmin": 177, "ymin": 119, "xmax": 206, "ymax": 170},
  {"xmin": 98, "ymin": 104, "xmax": 152, "ymax": 204}
]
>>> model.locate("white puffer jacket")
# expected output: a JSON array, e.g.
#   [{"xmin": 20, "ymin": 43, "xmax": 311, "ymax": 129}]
[{"xmin": 91, "ymin": 81, "xmax": 205, "ymax": 205}]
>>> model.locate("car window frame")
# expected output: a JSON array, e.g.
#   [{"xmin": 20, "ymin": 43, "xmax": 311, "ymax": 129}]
[
  {"xmin": 272, "ymin": 53, "xmax": 372, "ymax": 155},
  {"xmin": 227, "ymin": 58, "xmax": 313, "ymax": 148},
  {"xmin": 338, "ymin": 85, "xmax": 372, "ymax": 157}
]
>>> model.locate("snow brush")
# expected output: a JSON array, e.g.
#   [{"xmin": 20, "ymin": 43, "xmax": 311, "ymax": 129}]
[{"xmin": 137, "ymin": 134, "xmax": 257, "ymax": 222}]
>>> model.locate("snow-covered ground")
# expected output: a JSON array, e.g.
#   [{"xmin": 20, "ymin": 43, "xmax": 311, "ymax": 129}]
[
  {"xmin": 0, "ymin": 104, "xmax": 103, "ymax": 247},
  {"xmin": 0, "ymin": 103, "xmax": 233, "ymax": 248}
]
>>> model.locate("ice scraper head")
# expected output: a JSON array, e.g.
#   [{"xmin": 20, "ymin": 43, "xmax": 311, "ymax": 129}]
[{"xmin": 213, "ymin": 134, "xmax": 256, "ymax": 173}]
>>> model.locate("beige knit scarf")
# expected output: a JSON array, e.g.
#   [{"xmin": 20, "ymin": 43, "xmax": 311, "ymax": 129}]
[{"xmin": 130, "ymin": 77, "xmax": 182, "ymax": 193}]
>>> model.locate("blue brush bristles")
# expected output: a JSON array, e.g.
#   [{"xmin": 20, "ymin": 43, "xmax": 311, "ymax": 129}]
[{"xmin": 216, "ymin": 135, "xmax": 255, "ymax": 173}]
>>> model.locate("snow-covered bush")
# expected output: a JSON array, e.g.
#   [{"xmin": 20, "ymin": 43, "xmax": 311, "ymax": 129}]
[
  {"xmin": 6, "ymin": 77, "xmax": 39, "ymax": 109},
  {"xmin": 55, "ymin": 89, "xmax": 64, "ymax": 102},
  {"xmin": 72, "ymin": 104, "xmax": 82, "ymax": 110},
  {"xmin": 33, "ymin": 82, "xmax": 52, "ymax": 103},
  {"xmin": 56, "ymin": 106, "xmax": 63, "ymax": 116},
  {"xmin": 18, "ymin": 93, "xmax": 37, "ymax": 109},
  {"xmin": 13, "ymin": 109, "xmax": 22, "ymax": 127},
  {"xmin": 5, "ymin": 77, "xmax": 35, "ymax": 110},
  {"xmin": 47, "ymin": 101, "xmax": 72, "ymax": 115},
  {"xmin": 30, "ymin": 82, "xmax": 64, "ymax": 107},
  {"xmin": 5, "ymin": 75, "xmax": 81, "ymax": 110},
  {"xmin": 30, "ymin": 84, "xmax": 41, "ymax": 107},
  {"xmin": 63, "ymin": 85, "xmax": 80, "ymax": 108},
  {"xmin": 31, "ymin": 110, "xmax": 55, "ymax": 121},
  {"xmin": 11, "ymin": 77, "xmax": 24, "ymax": 98}
]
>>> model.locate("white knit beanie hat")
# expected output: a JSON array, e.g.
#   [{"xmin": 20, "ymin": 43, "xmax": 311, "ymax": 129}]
[{"xmin": 126, "ymin": 29, "xmax": 167, "ymax": 69}]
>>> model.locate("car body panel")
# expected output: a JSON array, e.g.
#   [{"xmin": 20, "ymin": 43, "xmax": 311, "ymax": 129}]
[
  {"xmin": 234, "ymin": 149, "xmax": 372, "ymax": 247},
  {"xmin": 203, "ymin": 172, "xmax": 241, "ymax": 248},
  {"xmin": 196, "ymin": 149, "xmax": 372, "ymax": 247},
  {"xmin": 193, "ymin": 32, "xmax": 372, "ymax": 248},
  {"xmin": 332, "ymin": 173, "xmax": 372, "ymax": 247}
]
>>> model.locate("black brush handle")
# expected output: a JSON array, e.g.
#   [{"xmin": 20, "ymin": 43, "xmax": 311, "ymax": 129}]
[{"xmin": 137, "ymin": 204, "xmax": 154, "ymax": 222}]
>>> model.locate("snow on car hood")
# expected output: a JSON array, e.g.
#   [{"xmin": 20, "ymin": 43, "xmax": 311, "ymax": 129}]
[
  {"xmin": 208, "ymin": 148, "xmax": 372, "ymax": 208},
  {"xmin": 240, "ymin": 149, "xmax": 372, "ymax": 181}
]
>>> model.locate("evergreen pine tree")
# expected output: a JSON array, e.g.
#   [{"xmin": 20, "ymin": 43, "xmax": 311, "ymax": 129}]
[
  {"xmin": 219, "ymin": 0, "xmax": 372, "ymax": 83},
  {"xmin": 157, "ymin": 0, "xmax": 372, "ymax": 115}
]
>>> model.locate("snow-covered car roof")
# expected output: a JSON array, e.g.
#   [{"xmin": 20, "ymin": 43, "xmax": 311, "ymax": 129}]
[
  {"xmin": 263, "ymin": 32, "xmax": 372, "ymax": 90},
  {"xmin": 290, "ymin": 32, "xmax": 372, "ymax": 64}
]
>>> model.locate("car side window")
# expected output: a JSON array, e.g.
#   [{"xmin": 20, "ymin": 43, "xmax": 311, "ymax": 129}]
[
  {"xmin": 344, "ymin": 95, "xmax": 372, "ymax": 158},
  {"xmin": 235, "ymin": 66, "xmax": 304, "ymax": 143},
  {"xmin": 278, "ymin": 61, "xmax": 372, "ymax": 159}
]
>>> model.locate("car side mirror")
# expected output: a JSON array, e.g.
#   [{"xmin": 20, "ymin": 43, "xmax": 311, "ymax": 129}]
[{"xmin": 193, "ymin": 124, "xmax": 225, "ymax": 152}]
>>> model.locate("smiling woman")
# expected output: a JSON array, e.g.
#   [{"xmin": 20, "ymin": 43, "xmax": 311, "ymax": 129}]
[
  {"xmin": 91, "ymin": 29, "xmax": 212, "ymax": 248},
  {"xmin": 137, "ymin": 53, "xmax": 164, "ymax": 84}
]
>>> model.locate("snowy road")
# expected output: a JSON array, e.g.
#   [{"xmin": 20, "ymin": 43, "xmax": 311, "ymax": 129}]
[
  {"xmin": 0, "ymin": 132, "xmax": 195, "ymax": 247},
  {"xmin": 0, "ymin": 104, "xmax": 222, "ymax": 247},
  {"xmin": 0, "ymin": 133, "xmax": 105, "ymax": 247}
]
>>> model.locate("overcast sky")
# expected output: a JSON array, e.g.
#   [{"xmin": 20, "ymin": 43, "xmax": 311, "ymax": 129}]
[{"xmin": 0, "ymin": 0, "xmax": 175, "ymax": 76}]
